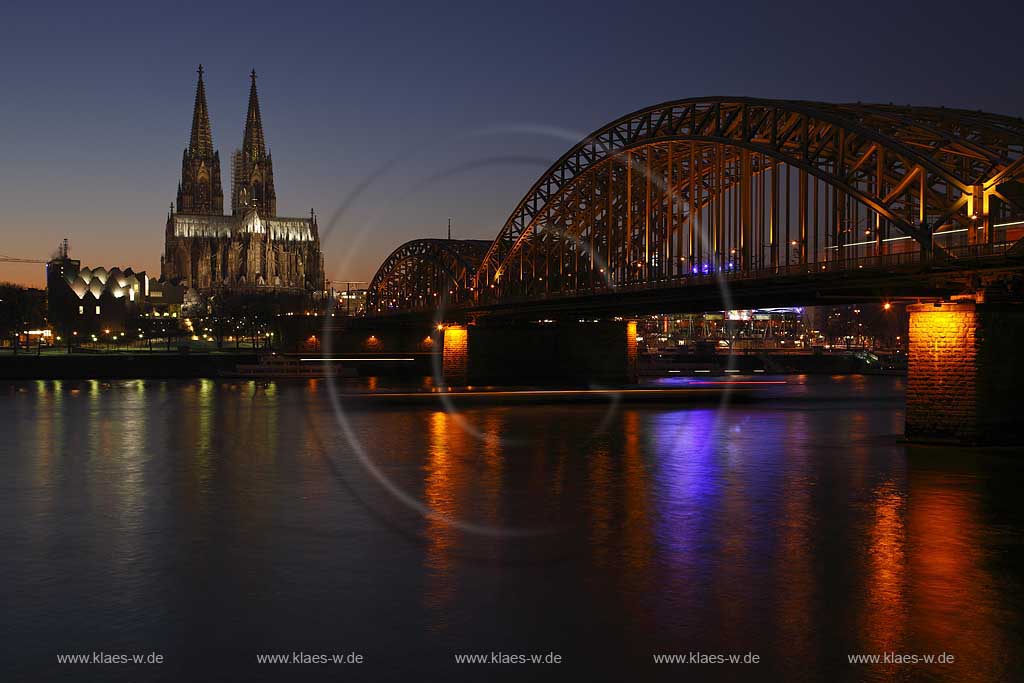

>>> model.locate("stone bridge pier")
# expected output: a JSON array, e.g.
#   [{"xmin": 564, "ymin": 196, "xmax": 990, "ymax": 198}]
[
  {"xmin": 906, "ymin": 296, "xmax": 1024, "ymax": 445},
  {"xmin": 441, "ymin": 320, "xmax": 638, "ymax": 386}
]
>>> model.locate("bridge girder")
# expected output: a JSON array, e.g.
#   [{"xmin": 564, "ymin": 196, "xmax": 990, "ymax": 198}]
[
  {"xmin": 366, "ymin": 238, "xmax": 491, "ymax": 314},
  {"xmin": 368, "ymin": 97, "xmax": 1024, "ymax": 316}
]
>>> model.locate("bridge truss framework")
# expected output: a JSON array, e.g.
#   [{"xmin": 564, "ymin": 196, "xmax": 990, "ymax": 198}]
[{"xmin": 367, "ymin": 97, "xmax": 1024, "ymax": 316}]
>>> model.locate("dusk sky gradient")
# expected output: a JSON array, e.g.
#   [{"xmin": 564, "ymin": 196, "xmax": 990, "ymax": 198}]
[{"xmin": 2, "ymin": 0, "xmax": 1022, "ymax": 287}]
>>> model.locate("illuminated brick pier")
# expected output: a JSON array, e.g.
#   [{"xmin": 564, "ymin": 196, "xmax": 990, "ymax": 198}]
[{"xmin": 906, "ymin": 298, "xmax": 1024, "ymax": 445}]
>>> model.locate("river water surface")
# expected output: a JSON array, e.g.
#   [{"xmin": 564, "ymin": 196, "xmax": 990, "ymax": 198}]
[{"xmin": 2, "ymin": 376, "xmax": 1022, "ymax": 681}]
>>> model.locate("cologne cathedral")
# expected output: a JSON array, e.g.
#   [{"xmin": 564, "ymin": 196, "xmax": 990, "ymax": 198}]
[{"xmin": 161, "ymin": 67, "xmax": 324, "ymax": 294}]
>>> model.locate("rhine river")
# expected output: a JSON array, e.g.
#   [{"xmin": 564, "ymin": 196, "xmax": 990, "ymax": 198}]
[{"xmin": 2, "ymin": 376, "xmax": 1022, "ymax": 681}]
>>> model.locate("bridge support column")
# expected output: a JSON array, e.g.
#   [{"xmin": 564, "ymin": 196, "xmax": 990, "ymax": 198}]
[
  {"xmin": 441, "ymin": 320, "xmax": 638, "ymax": 386},
  {"xmin": 906, "ymin": 298, "xmax": 1024, "ymax": 444},
  {"xmin": 441, "ymin": 325, "xmax": 470, "ymax": 385}
]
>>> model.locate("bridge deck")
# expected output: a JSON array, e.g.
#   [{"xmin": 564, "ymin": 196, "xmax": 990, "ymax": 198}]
[{"xmin": 369, "ymin": 242, "xmax": 1023, "ymax": 322}]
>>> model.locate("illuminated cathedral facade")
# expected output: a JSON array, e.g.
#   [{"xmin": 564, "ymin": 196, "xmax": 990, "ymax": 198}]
[{"xmin": 161, "ymin": 67, "xmax": 324, "ymax": 294}]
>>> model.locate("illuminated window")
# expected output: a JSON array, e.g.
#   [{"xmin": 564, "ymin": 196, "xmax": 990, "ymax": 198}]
[
  {"xmin": 95, "ymin": 306, "xmax": 101, "ymax": 315},
  {"xmin": 78, "ymin": 305, "xmax": 84, "ymax": 315}
]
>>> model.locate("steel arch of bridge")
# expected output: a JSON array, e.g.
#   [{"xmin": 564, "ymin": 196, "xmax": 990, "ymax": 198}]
[
  {"xmin": 367, "ymin": 238, "xmax": 491, "ymax": 313},
  {"xmin": 368, "ymin": 97, "xmax": 1024, "ymax": 315}
]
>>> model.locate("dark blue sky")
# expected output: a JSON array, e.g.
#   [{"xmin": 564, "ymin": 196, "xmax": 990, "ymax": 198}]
[{"xmin": 2, "ymin": 0, "xmax": 1022, "ymax": 286}]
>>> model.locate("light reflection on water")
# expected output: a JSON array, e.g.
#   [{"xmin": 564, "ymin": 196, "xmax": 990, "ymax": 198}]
[{"xmin": 0, "ymin": 376, "xmax": 1021, "ymax": 681}]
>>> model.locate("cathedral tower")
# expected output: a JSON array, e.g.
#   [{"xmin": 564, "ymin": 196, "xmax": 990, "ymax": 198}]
[
  {"xmin": 164, "ymin": 67, "xmax": 323, "ymax": 295},
  {"xmin": 232, "ymin": 70, "xmax": 277, "ymax": 216},
  {"xmin": 176, "ymin": 65, "xmax": 224, "ymax": 215}
]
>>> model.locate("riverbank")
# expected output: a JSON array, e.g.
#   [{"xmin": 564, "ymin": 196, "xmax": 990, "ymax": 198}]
[
  {"xmin": 0, "ymin": 349, "xmax": 904, "ymax": 381},
  {"xmin": 0, "ymin": 352, "xmax": 257, "ymax": 379}
]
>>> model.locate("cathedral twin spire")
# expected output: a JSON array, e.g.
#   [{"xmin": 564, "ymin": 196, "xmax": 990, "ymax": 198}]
[
  {"xmin": 177, "ymin": 66, "xmax": 275, "ymax": 217},
  {"xmin": 242, "ymin": 70, "xmax": 267, "ymax": 162},
  {"xmin": 188, "ymin": 65, "xmax": 214, "ymax": 157},
  {"xmin": 176, "ymin": 64, "xmax": 223, "ymax": 215}
]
